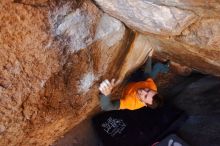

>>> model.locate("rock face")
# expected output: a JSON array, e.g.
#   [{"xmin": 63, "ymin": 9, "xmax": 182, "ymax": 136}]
[
  {"xmin": 94, "ymin": 0, "xmax": 198, "ymax": 36},
  {"xmin": 0, "ymin": 0, "xmax": 150, "ymax": 145},
  {"xmin": 1, "ymin": 0, "xmax": 220, "ymax": 146},
  {"xmin": 95, "ymin": 0, "xmax": 220, "ymax": 76},
  {"xmin": 118, "ymin": 33, "xmax": 153, "ymax": 82},
  {"xmin": 0, "ymin": 0, "xmax": 62, "ymax": 145}
]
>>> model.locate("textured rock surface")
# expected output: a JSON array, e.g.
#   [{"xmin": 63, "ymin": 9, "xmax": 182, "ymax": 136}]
[
  {"xmin": 1, "ymin": 0, "xmax": 220, "ymax": 146},
  {"xmin": 0, "ymin": 0, "xmax": 62, "ymax": 145},
  {"xmin": 94, "ymin": 0, "xmax": 220, "ymax": 76},
  {"xmin": 0, "ymin": 0, "xmax": 132, "ymax": 146},
  {"xmin": 147, "ymin": 18, "xmax": 220, "ymax": 75},
  {"xmin": 118, "ymin": 33, "xmax": 153, "ymax": 82},
  {"xmin": 177, "ymin": 19, "xmax": 220, "ymax": 50},
  {"xmin": 94, "ymin": 0, "xmax": 198, "ymax": 36}
]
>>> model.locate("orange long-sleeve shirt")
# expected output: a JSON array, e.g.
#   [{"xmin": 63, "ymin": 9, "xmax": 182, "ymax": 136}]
[{"xmin": 119, "ymin": 78, "xmax": 157, "ymax": 110}]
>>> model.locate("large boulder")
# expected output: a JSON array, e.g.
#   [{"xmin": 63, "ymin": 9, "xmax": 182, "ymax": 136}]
[
  {"xmin": 94, "ymin": 0, "xmax": 198, "ymax": 36},
  {"xmin": 94, "ymin": 0, "xmax": 220, "ymax": 76},
  {"xmin": 146, "ymin": 18, "xmax": 220, "ymax": 75},
  {"xmin": 0, "ymin": 0, "xmax": 62, "ymax": 145},
  {"xmin": 1, "ymin": 0, "xmax": 220, "ymax": 146},
  {"xmin": 0, "ymin": 0, "xmax": 139, "ymax": 145}
]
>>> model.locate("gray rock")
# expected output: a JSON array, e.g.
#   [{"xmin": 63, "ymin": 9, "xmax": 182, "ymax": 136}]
[
  {"xmin": 49, "ymin": 2, "xmax": 101, "ymax": 53},
  {"xmin": 95, "ymin": 13, "xmax": 125, "ymax": 47},
  {"xmin": 94, "ymin": 0, "xmax": 197, "ymax": 36},
  {"xmin": 177, "ymin": 19, "xmax": 220, "ymax": 50}
]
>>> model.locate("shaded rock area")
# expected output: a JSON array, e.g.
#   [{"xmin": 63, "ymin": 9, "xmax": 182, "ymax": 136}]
[
  {"xmin": 52, "ymin": 107, "xmax": 102, "ymax": 146},
  {"xmin": 161, "ymin": 74, "xmax": 220, "ymax": 146},
  {"xmin": 1, "ymin": 0, "xmax": 220, "ymax": 146}
]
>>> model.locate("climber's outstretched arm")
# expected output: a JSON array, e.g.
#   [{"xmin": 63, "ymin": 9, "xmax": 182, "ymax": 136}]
[{"xmin": 144, "ymin": 49, "xmax": 169, "ymax": 79}]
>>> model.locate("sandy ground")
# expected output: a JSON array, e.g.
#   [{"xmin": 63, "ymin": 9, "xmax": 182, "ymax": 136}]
[{"xmin": 52, "ymin": 117, "xmax": 102, "ymax": 146}]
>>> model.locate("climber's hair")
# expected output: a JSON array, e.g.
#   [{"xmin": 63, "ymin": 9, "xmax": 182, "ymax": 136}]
[{"xmin": 147, "ymin": 93, "xmax": 163, "ymax": 109}]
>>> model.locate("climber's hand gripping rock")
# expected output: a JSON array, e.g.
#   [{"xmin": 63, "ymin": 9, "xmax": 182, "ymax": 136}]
[{"xmin": 99, "ymin": 79, "xmax": 116, "ymax": 96}]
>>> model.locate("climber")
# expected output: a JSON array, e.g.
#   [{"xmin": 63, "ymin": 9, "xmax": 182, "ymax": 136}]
[{"xmin": 98, "ymin": 49, "xmax": 169, "ymax": 111}]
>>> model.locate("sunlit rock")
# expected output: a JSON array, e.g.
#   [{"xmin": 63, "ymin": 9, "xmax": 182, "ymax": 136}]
[
  {"xmin": 145, "ymin": 0, "xmax": 220, "ymax": 8},
  {"xmin": 146, "ymin": 34, "xmax": 220, "ymax": 76},
  {"xmin": 177, "ymin": 19, "xmax": 220, "ymax": 51},
  {"xmin": 118, "ymin": 33, "xmax": 153, "ymax": 82},
  {"xmin": 49, "ymin": 1, "xmax": 100, "ymax": 52},
  {"xmin": 0, "ymin": 0, "xmax": 129, "ymax": 146},
  {"xmin": 94, "ymin": 0, "xmax": 197, "ymax": 36},
  {"xmin": 94, "ymin": 0, "xmax": 220, "ymax": 76},
  {"xmin": 95, "ymin": 13, "xmax": 125, "ymax": 47},
  {"xmin": 93, "ymin": 13, "xmax": 127, "ymax": 76},
  {"xmin": 2, "ymin": 0, "xmax": 220, "ymax": 146},
  {"xmin": 78, "ymin": 72, "xmax": 97, "ymax": 93}
]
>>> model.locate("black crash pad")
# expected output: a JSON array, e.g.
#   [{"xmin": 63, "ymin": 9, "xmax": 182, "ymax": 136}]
[{"xmin": 92, "ymin": 105, "xmax": 187, "ymax": 146}]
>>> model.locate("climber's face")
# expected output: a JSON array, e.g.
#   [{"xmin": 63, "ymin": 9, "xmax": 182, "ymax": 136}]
[{"xmin": 137, "ymin": 88, "xmax": 157, "ymax": 105}]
